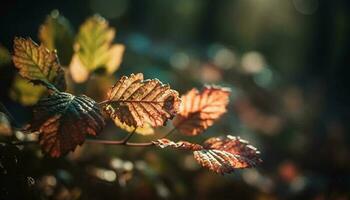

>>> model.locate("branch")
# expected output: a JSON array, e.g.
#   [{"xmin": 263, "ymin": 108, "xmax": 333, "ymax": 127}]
[
  {"xmin": 85, "ymin": 139, "xmax": 154, "ymax": 147},
  {"xmin": 98, "ymin": 99, "xmax": 109, "ymax": 105}
]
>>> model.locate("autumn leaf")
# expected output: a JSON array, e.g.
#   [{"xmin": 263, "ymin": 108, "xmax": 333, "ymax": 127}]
[
  {"xmin": 153, "ymin": 135, "xmax": 262, "ymax": 174},
  {"xmin": 173, "ymin": 86, "xmax": 230, "ymax": 136},
  {"xmin": 38, "ymin": 10, "xmax": 74, "ymax": 65},
  {"xmin": 114, "ymin": 118, "xmax": 154, "ymax": 135},
  {"xmin": 153, "ymin": 138, "xmax": 203, "ymax": 150},
  {"xmin": 194, "ymin": 135, "xmax": 262, "ymax": 174},
  {"xmin": 9, "ymin": 75, "xmax": 47, "ymax": 106},
  {"xmin": 12, "ymin": 37, "xmax": 66, "ymax": 91},
  {"xmin": 104, "ymin": 73, "xmax": 180, "ymax": 128},
  {"xmin": 69, "ymin": 15, "xmax": 125, "ymax": 83},
  {"xmin": 0, "ymin": 112, "xmax": 12, "ymax": 136},
  {"xmin": 27, "ymin": 91, "xmax": 105, "ymax": 157}
]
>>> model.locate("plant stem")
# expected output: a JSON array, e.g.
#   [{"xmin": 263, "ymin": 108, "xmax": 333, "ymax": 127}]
[
  {"xmin": 98, "ymin": 100, "xmax": 110, "ymax": 105},
  {"xmin": 85, "ymin": 139, "xmax": 154, "ymax": 147},
  {"xmin": 7, "ymin": 127, "xmax": 177, "ymax": 147},
  {"xmin": 7, "ymin": 141, "xmax": 37, "ymax": 145},
  {"xmin": 121, "ymin": 128, "xmax": 136, "ymax": 144}
]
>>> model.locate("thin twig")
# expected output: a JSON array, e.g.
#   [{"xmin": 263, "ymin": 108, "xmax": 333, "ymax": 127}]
[
  {"xmin": 85, "ymin": 139, "xmax": 154, "ymax": 147},
  {"xmin": 121, "ymin": 128, "xmax": 136, "ymax": 144},
  {"xmin": 98, "ymin": 100, "xmax": 110, "ymax": 105},
  {"xmin": 7, "ymin": 141, "xmax": 37, "ymax": 145}
]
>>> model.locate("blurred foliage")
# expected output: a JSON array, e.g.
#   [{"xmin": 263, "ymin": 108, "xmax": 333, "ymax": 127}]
[
  {"xmin": 9, "ymin": 75, "xmax": 46, "ymax": 106},
  {"xmin": 70, "ymin": 15, "xmax": 125, "ymax": 83},
  {"xmin": 1, "ymin": 0, "xmax": 350, "ymax": 199},
  {"xmin": 39, "ymin": 10, "xmax": 74, "ymax": 66}
]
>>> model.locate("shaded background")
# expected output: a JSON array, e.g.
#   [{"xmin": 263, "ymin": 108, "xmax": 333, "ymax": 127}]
[{"xmin": 1, "ymin": 0, "xmax": 350, "ymax": 199}]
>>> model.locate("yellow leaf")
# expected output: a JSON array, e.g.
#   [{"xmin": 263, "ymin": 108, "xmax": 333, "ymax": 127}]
[
  {"xmin": 69, "ymin": 15, "xmax": 124, "ymax": 82},
  {"xmin": 69, "ymin": 54, "xmax": 89, "ymax": 83},
  {"xmin": 38, "ymin": 10, "xmax": 74, "ymax": 65},
  {"xmin": 106, "ymin": 44, "xmax": 125, "ymax": 74},
  {"xmin": 114, "ymin": 117, "xmax": 154, "ymax": 135},
  {"xmin": 9, "ymin": 75, "xmax": 47, "ymax": 106},
  {"xmin": 12, "ymin": 37, "xmax": 66, "ymax": 91},
  {"xmin": 0, "ymin": 44, "xmax": 11, "ymax": 66}
]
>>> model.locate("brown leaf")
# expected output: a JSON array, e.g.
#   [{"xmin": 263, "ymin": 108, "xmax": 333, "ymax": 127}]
[
  {"xmin": 153, "ymin": 138, "xmax": 203, "ymax": 151},
  {"xmin": 104, "ymin": 73, "xmax": 180, "ymax": 127},
  {"xmin": 0, "ymin": 112, "xmax": 12, "ymax": 136},
  {"xmin": 28, "ymin": 91, "xmax": 105, "ymax": 157},
  {"xmin": 194, "ymin": 135, "xmax": 262, "ymax": 174},
  {"xmin": 173, "ymin": 86, "xmax": 230, "ymax": 136},
  {"xmin": 12, "ymin": 37, "xmax": 66, "ymax": 91},
  {"xmin": 153, "ymin": 135, "xmax": 262, "ymax": 174}
]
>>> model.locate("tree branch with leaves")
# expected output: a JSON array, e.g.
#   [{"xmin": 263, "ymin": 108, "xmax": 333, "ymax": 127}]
[{"xmin": 2, "ymin": 13, "xmax": 262, "ymax": 175}]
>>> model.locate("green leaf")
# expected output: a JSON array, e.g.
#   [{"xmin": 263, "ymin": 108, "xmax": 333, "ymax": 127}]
[
  {"xmin": 0, "ymin": 44, "xmax": 11, "ymax": 67},
  {"xmin": 38, "ymin": 10, "xmax": 74, "ymax": 66},
  {"xmin": 69, "ymin": 15, "xmax": 125, "ymax": 83},
  {"xmin": 9, "ymin": 75, "xmax": 47, "ymax": 106},
  {"xmin": 12, "ymin": 37, "xmax": 66, "ymax": 91},
  {"xmin": 28, "ymin": 91, "xmax": 105, "ymax": 157}
]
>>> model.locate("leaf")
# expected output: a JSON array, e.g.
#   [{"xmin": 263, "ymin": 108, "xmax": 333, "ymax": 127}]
[
  {"xmin": 114, "ymin": 118, "xmax": 154, "ymax": 135},
  {"xmin": 69, "ymin": 15, "xmax": 125, "ymax": 83},
  {"xmin": 104, "ymin": 73, "xmax": 180, "ymax": 128},
  {"xmin": 0, "ymin": 112, "xmax": 12, "ymax": 136},
  {"xmin": 153, "ymin": 138, "xmax": 203, "ymax": 150},
  {"xmin": 173, "ymin": 86, "xmax": 230, "ymax": 136},
  {"xmin": 194, "ymin": 135, "xmax": 262, "ymax": 174},
  {"xmin": 9, "ymin": 75, "xmax": 47, "ymax": 106},
  {"xmin": 38, "ymin": 10, "xmax": 74, "ymax": 65},
  {"xmin": 12, "ymin": 37, "xmax": 66, "ymax": 91},
  {"xmin": 28, "ymin": 91, "xmax": 105, "ymax": 157},
  {"xmin": 153, "ymin": 135, "xmax": 262, "ymax": 174},
  {"xmin": 0, "ymin": 44, "xmax": 11, "ymax": 67}
]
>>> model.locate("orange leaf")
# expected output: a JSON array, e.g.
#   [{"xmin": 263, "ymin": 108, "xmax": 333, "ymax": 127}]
[
  {"xmin": 104, "ymin": 73, "xmax": 180, "ymax": 127},
  {"xmin": 28, "ymin": 92, "xmax": 105, "ymax": 157},
  {"xmin": 173, "ymin": 86, "xmax": 230, "ymax": 136},
  {"xmin": 153, "ymin": 135, "xmax": 262, "ymax": 174},
  {"xmin": 153, "ymin": 138, "xmax": 203, "ymax": 151},
  {"xmin": 195, "ymin": 135, "xmax": 262, "ymax": 174}
]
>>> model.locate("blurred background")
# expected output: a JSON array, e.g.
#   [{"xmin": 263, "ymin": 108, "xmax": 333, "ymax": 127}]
[{"xmin": 1, "ymin": 0, "xmax": 350, "ymax": 199}]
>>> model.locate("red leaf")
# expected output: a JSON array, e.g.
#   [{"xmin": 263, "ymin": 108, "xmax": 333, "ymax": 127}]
[
  {"xmin": 195, "ymin": 135, "xmax": 262, "ymax": 174},
  {"xmin": 28, "ymin": 92, "xmax": 105, "ymax": 157},
  {"xmin": 153, "ymin": 135, "xmax": 262, "ymax": 174},
  {"xmin": 173, "ymin": 86, "xmax": 230, "ymax": 136}
]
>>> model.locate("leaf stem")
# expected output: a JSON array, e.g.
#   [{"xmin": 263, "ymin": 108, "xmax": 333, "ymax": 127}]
[{"xmin": 98, "ymin": 100, "xmax": 110, "ymax": 105}]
